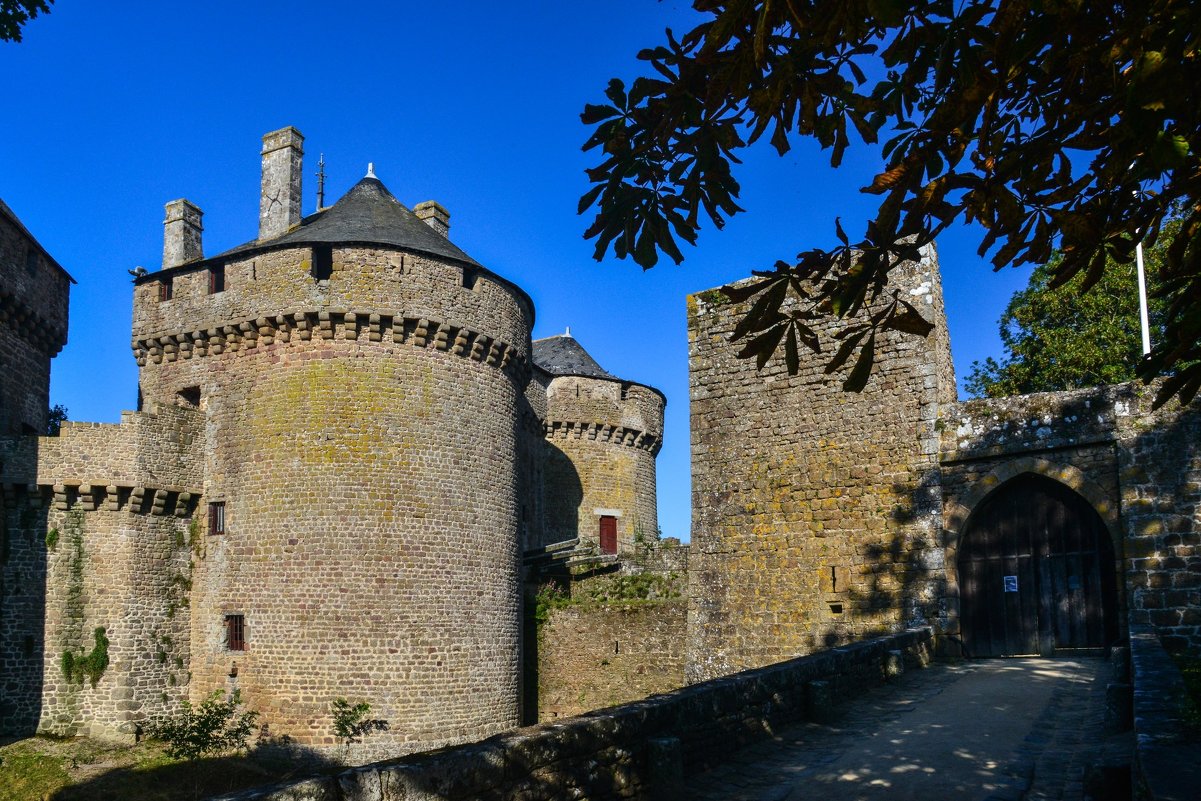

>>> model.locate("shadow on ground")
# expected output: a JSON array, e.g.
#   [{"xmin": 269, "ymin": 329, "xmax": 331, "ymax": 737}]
[{"xmin": 45, "ymin": 741, "xmax": 340, "ymax": 801}]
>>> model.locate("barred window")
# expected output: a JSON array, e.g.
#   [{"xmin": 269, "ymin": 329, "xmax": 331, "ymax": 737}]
[
  {"xmin": 224, "ymin": 614, "xmax": 245, "ymax": 651},
  {"xmin": 208, "ymin": 502, "xmax": 226, "ymax": 535},
  {"xmin": 159, "ymin": 277, "xmax": 173, "ymax": 301}
]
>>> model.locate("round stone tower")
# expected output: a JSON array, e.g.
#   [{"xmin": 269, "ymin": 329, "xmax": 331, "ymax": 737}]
[
  {"xmin": 130, "ymin": 128, "xmax": 530, "ymax": 753},
  {"xmin": 533, "ymin": 333, "xmax": 664, "ymax": 555}
]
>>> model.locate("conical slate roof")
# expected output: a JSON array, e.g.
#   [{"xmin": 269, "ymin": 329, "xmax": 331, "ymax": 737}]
[
  {"xmin": 219, "ymin": 176, "xmax": 481, "ymax": 267},
  {"xmin": 532, "ymin": 334, "xmax": 614, "ymax": 379}
]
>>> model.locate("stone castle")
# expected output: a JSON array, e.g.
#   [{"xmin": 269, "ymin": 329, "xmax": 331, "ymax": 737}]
[
  {"xmin": 0, "ymin": 127, "xmax": 663, "ymax": 752},
  {"xmin": 1, "ymin": 124, "xmax": 1198, "ymax": 767}
]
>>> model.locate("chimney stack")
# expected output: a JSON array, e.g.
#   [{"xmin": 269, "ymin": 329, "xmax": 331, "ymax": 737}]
[
  {"xmin": 414, "ymin": 201, "xmax": 450, "ymax": 238},
  {"xmin": 163, "ymin": 199, "xmax": 203, "ymax": 268},
  {"xmin": 259, "ymin": 126, "xmax": 304, "ymax": 240}
]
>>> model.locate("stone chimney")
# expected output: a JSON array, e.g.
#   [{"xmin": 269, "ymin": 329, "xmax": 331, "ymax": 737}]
[
  {"xmin": 259, "ymin": 126, "xmax": 304, "ymax": 240},
  {"xmin": 414, "ymin": 201, "xmax": 450, "ymax": 238},
  {"xmin": 163, "ymin": 199, "xmax": 203, "ymax": 268}
]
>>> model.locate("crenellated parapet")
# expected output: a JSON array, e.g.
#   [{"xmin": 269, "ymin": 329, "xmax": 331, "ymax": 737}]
[
  {"xmin": 33, "ymin": 405, "xmax": 203, "ymax": 494},
  {"xmin": 132, "ymin": 245, "xmax": 533, "ymax": 367},
  {"xmin": 132, "ymin": 308, "xmax": 525, "ymax": 377},
  {"xmin": 542, "ymin": 375, "xmax": 665, "ymax": 453},
  {"xmin": 543, "ymin": 419, "xmax": 660, "ymax": 454},
  {"xmin": 532, "ymin": 336, "xmax": 665, "ymax": 555},
  {"xmin": 0, "ymin": 286, "xmax": 68, "ymax": 356}
]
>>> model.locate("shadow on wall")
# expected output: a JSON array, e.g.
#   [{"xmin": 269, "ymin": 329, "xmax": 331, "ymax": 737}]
[
  {"xmin": 541, "ymin": 441, "xmax": 583, "ymax": 547},
  {"xmin": 0, "ymin": 437, "xmax": 48, "ymax": 736},
  {"xmin": 1123, "ymin": 398, "xmax": 1201, "ymax": 656},
  {"xmin": 812, "ymin": 468, "xmax": 945, "ymax": 653}
]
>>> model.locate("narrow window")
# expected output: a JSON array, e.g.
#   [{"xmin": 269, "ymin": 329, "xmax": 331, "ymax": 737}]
[
  {"xmin": 224, "ymin": 614, "xmax": 245, "ymax": 651},
  {"xmin": 159, "ymin": 277, "xmax": 173, "ymax": 301},
  {"xmin": 209, "ymin": 263, "xmax": 226, "ymax": 294},
  {"xmin": 620, "ymin": 382, "xmax": 631, "ymax": 401},
  {"xmin": 312, "ymin": 246, "xmax": 333, "ymax": 281},
  {"xmin": 461, "ymin": 268, "xmax": 478, "ymax": 290},
  {"xmin": 208, "ymin": 501, "xmax": 226, "ymax": 535}
]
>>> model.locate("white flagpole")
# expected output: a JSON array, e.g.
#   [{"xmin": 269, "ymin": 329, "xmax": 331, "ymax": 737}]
[{"xmin": 1136, "ymin": 240, "xmax": 1152, "ymax": 356}]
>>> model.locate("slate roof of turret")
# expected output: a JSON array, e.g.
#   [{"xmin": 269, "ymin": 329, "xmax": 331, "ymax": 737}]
[
  {"xmin": 218, "ymin": 176, "xmax": 481, "ymax": 267},
  {"xmin": 532, "ymin": 334, "xmax": 614, "ymax": 379},
  {"xmin": 0, "ymin": 198, "xmax": 75, "ymax": 282}
]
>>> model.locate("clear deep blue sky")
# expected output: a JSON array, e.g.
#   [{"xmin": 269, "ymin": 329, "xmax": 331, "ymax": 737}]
[{"xmin": 1, "ymin": 2, "xmax": 1034, "ymax": 542}]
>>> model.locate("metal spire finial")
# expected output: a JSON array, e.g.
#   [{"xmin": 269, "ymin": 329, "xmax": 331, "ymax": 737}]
[{"xmin": 316, "ymin": 153, "xmax": 327, "ymax": 210}]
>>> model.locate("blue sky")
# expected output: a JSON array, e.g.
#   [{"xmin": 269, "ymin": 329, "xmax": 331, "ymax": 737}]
[{"xmin": 1, "ymin": 2, "xmax": 1035, "ymax": 542}]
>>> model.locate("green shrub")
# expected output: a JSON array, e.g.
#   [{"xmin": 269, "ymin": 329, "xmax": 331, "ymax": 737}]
[
  {"xmin": 330, "ymin": 698, "xmax": 388, "ymax": 746},
  {"xmin": 147, "ymin": 690, "xmax": 258, "ymax": 761},
  {"xmin": 61, "ymin": 627, "xmax": 109, "ymax": 687}
]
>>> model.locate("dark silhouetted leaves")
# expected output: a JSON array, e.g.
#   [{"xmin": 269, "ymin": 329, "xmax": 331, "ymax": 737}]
[{"xmin": 581, "ymin": 0, "xmax": 1201, "ymax": 402}]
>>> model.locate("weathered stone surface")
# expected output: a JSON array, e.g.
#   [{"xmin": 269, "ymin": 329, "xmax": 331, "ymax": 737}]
[
  {"xmin": 0, "ymin": 131, "xmax": 667, "ymax": 758},
  {"xmin": 230, "ymin": 628, "xmax": 935, "ymax": 801},
  {"xmin": 686, "ymin": 247, "xmax": 954, "ymax": 681}
]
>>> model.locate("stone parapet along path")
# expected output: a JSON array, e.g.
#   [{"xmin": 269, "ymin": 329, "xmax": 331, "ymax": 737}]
[{"xmin": 685, "ymin": 658, "xmax": 1131, "ymax": 801}]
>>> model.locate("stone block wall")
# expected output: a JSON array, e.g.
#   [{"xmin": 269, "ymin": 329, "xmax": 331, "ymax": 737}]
[
  {"xmin": 0, "ymin": 200, "xmax": 70, "ymax": 435},
  {"xmin": 135, "ymin": 244, "xmax": 531, "ymax": 757},
  {"xmin": 686, "ymin": 248, "xmax": 954, "ymax": 682},
  {"xmin": 0, "ymin": 404, "xmax": 202, "ymax": 738},
  {"xmin": 0, "ymin": 441, "xmax": 47, "ymax": 733},
  {"xmin": 938, "ymin": 381, "xmax": 1199, "ymax": 656},
  {"xmin": 1128, "ymin": 624, "xmax": 1201, "ymax": 798},
  {"xmin": 225, "ymin": 627, "xmax": 934, "ymax": 801},
  {"xmin": 1117, "ymin": 384, "xmax": 1201, "ymax": 654},
  {"xmin": 939, "ymin": 386, "xmax": 1127, "ymax": 646},
  {"xmin": 131, "ymin": 246, "xmax": 532, "ymax": 361},
  {"xmin": 540, "ymin": 374, "xmax": 663, "ymax": 554},
  {"xmin": 535, "ymin": 569, "xmax": 686, "ymax": 721}
]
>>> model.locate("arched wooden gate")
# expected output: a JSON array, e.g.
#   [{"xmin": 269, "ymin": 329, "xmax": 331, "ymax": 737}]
[{"xmin": 958, "ymin": 474, "xmax": 1118, "ymax": 657}]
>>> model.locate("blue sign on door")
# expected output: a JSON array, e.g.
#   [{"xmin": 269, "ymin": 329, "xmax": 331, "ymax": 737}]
[{"xmin": 1003, "ymin": 575, "xmax": 1019, "ymax": 593}]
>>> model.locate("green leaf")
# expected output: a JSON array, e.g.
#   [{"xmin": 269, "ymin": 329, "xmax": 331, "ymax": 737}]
[{"xmin": 581, "ymin": 104, "xmax": 621, "ymax": 125}]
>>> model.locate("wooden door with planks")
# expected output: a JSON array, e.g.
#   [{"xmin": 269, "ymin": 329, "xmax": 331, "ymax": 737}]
[
  {"xmin": 958, "ymin": 474, "xmax": 1118, "ymax": 657},
  {"xmin": 599, "ymin": 515, "xmax": 617, "ymax": 555}
]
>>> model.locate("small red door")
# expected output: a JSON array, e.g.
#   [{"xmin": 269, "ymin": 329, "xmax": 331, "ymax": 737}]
[{"xmin": 599, "ymin": 515, "xmax": 617, "ymax": 555}]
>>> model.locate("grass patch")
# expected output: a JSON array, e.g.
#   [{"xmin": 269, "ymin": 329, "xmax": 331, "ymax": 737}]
[
  {"xmin": 0, "ymin": 735, "xmax": 339, "ymax": 801},
  {"xmin": 0, "ymin": 741, "xmax": 72, "ymax": 801}
]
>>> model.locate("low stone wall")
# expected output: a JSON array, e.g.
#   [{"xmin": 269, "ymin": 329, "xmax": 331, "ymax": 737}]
[
  {"xmin": 536, "ymin": 599, "xmax": 686, "ymax": 721},
  {"xmin": 220, "ymin": 627, "xmax": 932, "ymax": 801},
  {"xmin": 1129, "ymin": 625, "xmax": 1201, "ymax": 800}
]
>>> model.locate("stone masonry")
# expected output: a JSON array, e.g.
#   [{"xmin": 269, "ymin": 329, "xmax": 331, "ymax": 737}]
[
  {"xmin": 533, "ymin": 337, "xmax": 664, "ymax": 555},
  {"xmin": 0, "ymin": 128, "xmax": 667, "ymax": 758},
  {"xmin": 689, "ymin": 245, "xmax": 1199, "ymax": 679},
  {"xmin": 686, "ymin": 247, "xmax": 956, "ymax": 682},
  {"xmin": 941, "ymin": 382, "xmax": 1200, "ymax": 654},
  {"xmin": 0, "ymin": 199, "xmax": 71, "ymax": 436}
]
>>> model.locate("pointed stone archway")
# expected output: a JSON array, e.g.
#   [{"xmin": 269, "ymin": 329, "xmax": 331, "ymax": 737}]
[{"xmin": 943, "ymin": 459, "xmax": 1122, "ymax": 657}]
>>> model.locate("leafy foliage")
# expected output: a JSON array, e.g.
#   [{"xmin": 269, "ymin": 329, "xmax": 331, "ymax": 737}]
[
  {"xmin": 46, "ymin": 404, "xmax": 67, "ymax": 436},
  {"xmin": 147, "ymin": 690, "xmax": 258, "ymax": 761},
  {"xmin": 0, "ymin": 0, "xmax": 52, "ymax": 43},
  {"xmin": 581, "ymin": 0, "xmax": 1201, "ymax": 404},
  {"xmin": 61, "ymin": 627, "xmax": 109, "ymax": 688},
  {"xmin": 966, "ymin": 249, "xmax": 1166, "ymax": 397},
  {"xmin": 329, "ymin": 698, "xmax": 388, "ymax": 747}
]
